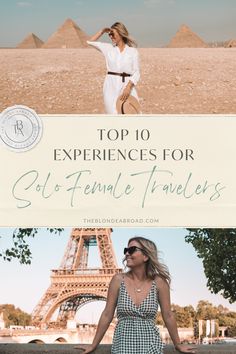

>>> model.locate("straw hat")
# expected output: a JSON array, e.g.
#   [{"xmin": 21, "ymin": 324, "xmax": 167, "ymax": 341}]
[{"xmin": 116, "ymin": 95, "xmax": 141, "ymax": 114}]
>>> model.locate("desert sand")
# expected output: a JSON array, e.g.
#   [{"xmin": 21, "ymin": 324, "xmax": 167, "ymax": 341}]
[{"xmin": 0, "ymin": 48, "xmax": 236, "ymax": 114}]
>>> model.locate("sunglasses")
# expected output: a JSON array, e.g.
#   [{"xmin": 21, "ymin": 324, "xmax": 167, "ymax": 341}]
[{"xmin": 123, "ymin": 246, "xmax": 144, "ymax": 255}]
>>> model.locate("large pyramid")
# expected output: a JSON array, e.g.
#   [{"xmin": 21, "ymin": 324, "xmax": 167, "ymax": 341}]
[
  {"xmin": 225, "ymin": 39, "xmax": 236, "ymax": 48},
  {"xmin": 167, "ymin": 24, "xmax": 208, "ymax": 48},
  {"xmin": 17, "ymin": 33, "xmax": 44, "ymax": 49},
  {"xmin": 43, "ymin": 18, "xmax": 89, "ymax": 48}
]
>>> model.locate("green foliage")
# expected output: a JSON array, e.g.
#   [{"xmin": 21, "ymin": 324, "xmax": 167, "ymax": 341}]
[
  {"xmin": 218, "ymin": 311, "xmax": 236, "ymax": 326},
  {"xmin": 156, "ymin": 300, "xmax": 236, "ymax": 338},
  {"xmin": 156, "ymin": 312, "xmax": 164, "ymax": 326},
  {"xmin": 157, "ymin": 304, "xmax": 196, "ymax": 328},
  {"xmin": 185, "ymin": 229, "xmax": 236, "ymax": 303},
  {"xmin": 171, "ymin": 304, "xmax": 194, "ymax": 327},
  {"xmin": 195, "ymin": 301, "xmax": 236, "ymax": 338},
  {"xmin": 0, "ymin": 228, "xmax": 63, "ymax": 264},
  {"xmin": 0, "ymin": 304, "xmax": 32, "ymax": 327},
  {"xmin": 228, "ymin": 325, "xmax": 236, "ymax": 337},
  {"xmin": 196, "ymin": 300, "xmax": 218, "ymax": 320},
  {"xmin": 193, "ymin": 321, "xmax": 198, "ymax": 338}
]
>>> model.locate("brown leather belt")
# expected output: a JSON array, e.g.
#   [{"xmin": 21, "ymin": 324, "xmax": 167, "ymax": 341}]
[{"xmin": 107, "ymin": 71, "xmax": 131, "ymax": 82}]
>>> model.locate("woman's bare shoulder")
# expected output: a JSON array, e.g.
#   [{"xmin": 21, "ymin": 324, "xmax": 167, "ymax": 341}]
[
  {"xmin": 154, "ymin": 275, "xmax": 169, "ymax": 289},
  {"xmin": 111, "ymin": 273, "xmax": 124, "ymax": 286}
]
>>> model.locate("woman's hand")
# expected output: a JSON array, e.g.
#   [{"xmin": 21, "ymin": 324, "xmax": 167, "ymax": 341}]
[
  {"xmin": 101, "ymin": 28, "xmax": 111, "ymax": 35},
  {"xmin": 89, "ymin": 28, "xmax": 111, "ymax": 41},
  {"xmin": 175, "ymin": 343, "xmax": 197, "ymax": 353},
  {"xmin": 74, "ymin": 344, "xmax": 96, "ymax": 353},
  {"xmin": 121, "ymin": 84, "xmax": 132, "ymax": 101}
]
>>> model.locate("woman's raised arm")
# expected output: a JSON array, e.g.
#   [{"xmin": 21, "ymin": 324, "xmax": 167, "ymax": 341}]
[{"xmin": 88, "ymin": 28, "xmax": 111, "ymax": 42}]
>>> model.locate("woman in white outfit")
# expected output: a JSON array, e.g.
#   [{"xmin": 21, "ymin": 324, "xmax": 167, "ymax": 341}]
[{"xmin": 87, "ymin": 22, "xmax": 140, "ymax": 114}]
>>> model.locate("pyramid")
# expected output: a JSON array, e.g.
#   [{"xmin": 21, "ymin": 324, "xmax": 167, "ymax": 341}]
[
  {"xmin": 167, "ymin": 24, "xmax": 208, "ymax": 48},
  {"xmin": 43, "ymin": 18, "xmax": 89, "ymax": 48},
  {"xmin": 225, "ymin": 39, "xmax": 236, "ymax": 48},
  {"xmin": 17, "ymin": 33, "xmax": 44, "ymax": 49}
]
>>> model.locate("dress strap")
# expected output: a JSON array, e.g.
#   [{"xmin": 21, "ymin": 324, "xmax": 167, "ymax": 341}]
[
  {"xmin": 120, "ymin": 273, "xmax": 125, "ymax": 285},
  {"xmin": 119, "ymin": 275, "xmax": 125, "ymax": 293},
  {"xmin": 152, "ymin": 278, "xmax": 160, "ymax": 300}
]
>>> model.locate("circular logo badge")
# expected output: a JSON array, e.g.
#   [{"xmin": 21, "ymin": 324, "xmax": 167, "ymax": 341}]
[{"xmin": 0, "ymin": 105, "xmax": 43, "ymax": 152}]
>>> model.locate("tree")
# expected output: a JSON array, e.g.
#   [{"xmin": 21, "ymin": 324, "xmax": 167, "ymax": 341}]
[
  {"xmin": 220, "ymin": 312, "xmax": 236, "ymax": 337},
  {"xmin": 196, "ymin": 300, "xmax": 218, "ymax": 320},
  {"xmin": 0, "ymin": 228, "xmax": 63, "ymax": 264},
  {"xmin": 171, "ymin": 304, "xmax": 195, "ymax": 327},
  {"xmin": 0, "ymin": 304, "xmax": 31, "ymax": 327},
  {"xmin": 195, "ymin": 301, "xmax": 236, "ymax": 338},
  {"xmin": 156, "ymin": 304, "xmax": 196, "ymax": 328},
  {"xmin": 155, "ymin": 300, "xmax": 236, "ymax": 338},
  {"xmin": 228, "ymin": 325, "xmax": 236, "ymax": 337},
  {"xmin": 156, "ymin": 312, "xmax": 164, "ymax": 326},
  {"xmin": 185, "ymin": 229, "xmax": 236, "ymax": 303}
]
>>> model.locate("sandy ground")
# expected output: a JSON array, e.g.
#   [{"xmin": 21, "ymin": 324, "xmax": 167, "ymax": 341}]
[{"xmin": 0, "ymin": 48, "xmax": 236, "ymax": 114}]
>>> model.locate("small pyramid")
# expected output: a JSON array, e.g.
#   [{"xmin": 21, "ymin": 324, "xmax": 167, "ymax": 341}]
[
  {"xmin": 17, "ymin": 33, "xmax": 44, "ymax": 49},
  {"xmin": 167, "ymin": 24, "xmax": 208, "ymax": 48},
  {"xmin": 225, "ymin": 39, "xmax": 236, "ymax": 48},
  {"xmin": 43, "ymin": 18, "xmax": 89, "ymax": 48}
]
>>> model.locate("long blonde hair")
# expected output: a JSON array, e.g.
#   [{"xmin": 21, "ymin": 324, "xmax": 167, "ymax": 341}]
[
  {"xmin": 111, "ymin": 22, "xmax": 137, "ymax": 47},
  {"xmin": 126, "ymin": 236, "xmax": 171, "ymax": 283}
]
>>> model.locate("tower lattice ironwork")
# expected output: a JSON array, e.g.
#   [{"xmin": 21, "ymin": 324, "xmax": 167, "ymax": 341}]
[{"xmin": 32, "ymin": 228, "xmax": 121, "ymax": 327}]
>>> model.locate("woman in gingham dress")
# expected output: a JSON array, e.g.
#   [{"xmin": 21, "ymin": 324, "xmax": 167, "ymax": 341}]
[{"xmin": 76, "ymin": 237, "xmax": 196, "ymax": 354}]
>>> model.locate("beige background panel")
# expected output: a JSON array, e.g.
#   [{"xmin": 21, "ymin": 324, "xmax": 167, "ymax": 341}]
[{"xmin": 0, "ymin": 115, "xmax": 235, "ymax": 226}]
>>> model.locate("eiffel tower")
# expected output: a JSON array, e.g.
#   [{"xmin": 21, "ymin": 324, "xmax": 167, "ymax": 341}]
[{"xmin": 32, "ymin": 228, "xmax": 122, "ymax": 327}]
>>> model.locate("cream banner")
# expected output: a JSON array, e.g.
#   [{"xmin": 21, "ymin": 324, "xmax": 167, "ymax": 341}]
[{"xmin": 0, "ymin": 114, "xmax": 235, "ymax": 227}]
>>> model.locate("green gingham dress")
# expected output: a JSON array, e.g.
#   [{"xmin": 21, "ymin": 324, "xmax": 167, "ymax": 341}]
[{"xmin": 111, "ymin": 279, "xmax": 164, "ymax": 354}]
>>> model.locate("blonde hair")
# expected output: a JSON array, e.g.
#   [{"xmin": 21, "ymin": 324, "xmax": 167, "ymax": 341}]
[
  {"xmin": 126, "ymin": 236, "xmax": 171, "ymax": 283},
  {"xmin": 111, "ymin": 22, "xmax": 137, "ymax": 47}
]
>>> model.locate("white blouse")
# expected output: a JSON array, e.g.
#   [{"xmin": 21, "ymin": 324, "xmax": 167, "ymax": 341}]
[
  {"xmin": 87, "ymin": 40, "xmax": 140, "ymax": 114},
  {"xmin": 87, "ymin": 41, "xmax": 140, "ymax": 85}
]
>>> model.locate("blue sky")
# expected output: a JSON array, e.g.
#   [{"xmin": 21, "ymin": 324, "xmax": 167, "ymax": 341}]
[
  {"xmin": 0, "ymin": 228, "xmax": 235, "ymax": 323},
  {"xmin": 0, "ymin": 0, "xmax": 235, "ymax": 47}
]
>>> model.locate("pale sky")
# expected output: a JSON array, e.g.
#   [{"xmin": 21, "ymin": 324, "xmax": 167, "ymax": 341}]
[
  {"xmin": 0, "ymin": 0, "xmax": 235, "ymax": 47},
  {"xmin": 0, "ymin": 228, "xmax": 235, "ymax": 324}
]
